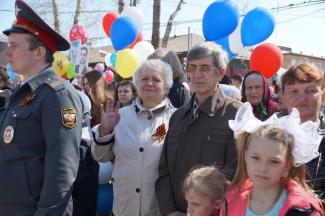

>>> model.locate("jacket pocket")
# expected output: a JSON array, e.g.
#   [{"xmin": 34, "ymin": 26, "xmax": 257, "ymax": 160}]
[
  {"xmin": 9, "ymin": 108, "xmax": 32, "ymax": 144},
  {"xmin": 204, "ymin": 128, "xmax": 229, "ymax": 166}
]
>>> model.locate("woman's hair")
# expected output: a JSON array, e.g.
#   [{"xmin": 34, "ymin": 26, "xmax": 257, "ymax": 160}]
[
  {"xmin": 241, "ymin": 71, "xmax": 278, "ymax": 120},
  {"xmin": 183, "ymin": 165, "xmax": 228, "ymax": 201},
  {"xmin": 148, "ymin": 48, "xmax": 184, "ymax": 80},
  {"xmin": 133, "ymin": 59, "xmax": 173, "ymax": 95},
  {"xmin": 232, "ymin": 125, "xmax": 310, "ymax": 192},
  {"xmin": 281, "ymin": 63, "xmax": 325, "ymax": 91},
  {"xmin": 115, "ymin": 80, "xmax": 137, "ymax": 102},
  {"xmin": 84, "ymin": 70, "xmax": 113, "ymax": 105}
]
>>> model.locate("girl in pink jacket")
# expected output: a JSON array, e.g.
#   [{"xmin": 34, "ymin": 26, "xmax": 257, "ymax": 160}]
[{"xmin": 220, "ymin": 102, "xmax": 324, "ymax": 216}]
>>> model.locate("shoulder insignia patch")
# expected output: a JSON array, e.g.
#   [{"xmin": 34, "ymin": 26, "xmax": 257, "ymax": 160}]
[
  {"xmin": 46, "ymin": 78, "xmax": 64, "ymax": 92},
  {"xmin": 61, "ymin": 108, "xmax": 77, "ymax": 128}
]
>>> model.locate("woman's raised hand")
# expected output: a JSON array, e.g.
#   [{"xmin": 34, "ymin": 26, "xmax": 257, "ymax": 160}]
[{"xmin": 99, "ymin": 99, "xmax": 120, "ymax": 137}]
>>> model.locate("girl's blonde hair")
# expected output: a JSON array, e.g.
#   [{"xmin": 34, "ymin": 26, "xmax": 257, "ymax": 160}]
[
  {"xmin": 232, "ymin": 125, "xmax": 310, "ymax": 192},
  {"xmin": 183, "ymin": 165, "xmax": 228, "ymax": 201},
  {"xmin": 84, "ymin": 70, "xmax": 113, "ymax": 105}
]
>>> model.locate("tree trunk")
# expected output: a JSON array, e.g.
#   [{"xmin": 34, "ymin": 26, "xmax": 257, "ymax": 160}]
[
  {"xmin": 118, "ymin": 0, "xmax": 125, "ymax": 13},
  {"xmin": 73, "ymin": 0, "xmax": 82, "ymax": 25},
  {"xmin": 161, "ymin": 0, "xmax": 185, "ymax": 48},
  {"xmin": 151, "ymin": 0, "xmax": 161, "ymax": 48},
  {"xmin": 130, "ymin": 0, "xmax": 138, "ymax": 6},
  {"xmin": 51, "ymin": 0, "xmax": 60, "ymax": 33}
]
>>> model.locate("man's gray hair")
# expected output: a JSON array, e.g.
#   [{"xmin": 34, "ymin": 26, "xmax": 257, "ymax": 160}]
[
  {"xmin": 187, "ymin": 42, "xmax": 229, "ymax": 69},
  {"xmin": 133, "ymin": 59, "xmax": 173, "ymax": 95}
]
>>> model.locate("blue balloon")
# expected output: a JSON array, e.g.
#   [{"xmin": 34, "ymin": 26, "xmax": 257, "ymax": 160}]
[
  {"xmin": 96, "ymin": 183, "xmax": 113, "ymax": 215},
  {"xmin": 110, "ymin": 53, "xmax": 117, "ymax": 68},
  {"xmin": 241, "ymin": 7, "xmax": 275, "ymax": 46},
  {"xmin": 202, "ymin": 0, "xmax": 239, "ymax": 41},
  {"xmin": 215, "ymin": 37, "xmax": 237, "ymax": 61},
  {"xmin": 110, "ymin": 16, "xmax": 138, "ymax": 51},
  {"xmin": 6, "ymin": 64, "xmax": 16, "ymax": 80}
]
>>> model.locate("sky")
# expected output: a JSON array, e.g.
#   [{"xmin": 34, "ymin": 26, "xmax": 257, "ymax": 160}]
[{"xmin": 1, "ymin": 0, "xmax": 325, "ymax": 58}]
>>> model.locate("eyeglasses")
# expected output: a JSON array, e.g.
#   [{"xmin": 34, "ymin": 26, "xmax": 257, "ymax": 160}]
[{"xmin": 186, "ymin": 64, "xmax": 217, "ymax": 74}]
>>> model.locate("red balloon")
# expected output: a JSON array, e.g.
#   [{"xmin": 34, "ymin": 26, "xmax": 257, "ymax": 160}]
[
  {"xmin": 250, "ymin": 43, "xmax": 283, "ymax": 79},
  {"xmin": 129, "ymin": 32, "xmax": 143, "ymax": 48},
  {"xmin": 69, "ymin": 24, "xmax": 88, "ymax": 44},
  {"xmin": 105, "ymin": 70, "xmax": 115, "ymax": 82},
  {"xmin": 102, "ymin": 12, "xmax": 119, "ymax": 37}
]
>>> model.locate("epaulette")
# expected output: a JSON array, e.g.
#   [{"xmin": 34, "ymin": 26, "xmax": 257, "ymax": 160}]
[{"xmin": 45, "ymin": 77, "xmax": 65, "ymax": 92}]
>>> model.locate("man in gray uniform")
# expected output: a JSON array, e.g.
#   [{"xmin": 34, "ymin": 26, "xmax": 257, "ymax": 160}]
[{"xmin": 0, "ymin": 0, "xmax": 82, "ymax": 215}]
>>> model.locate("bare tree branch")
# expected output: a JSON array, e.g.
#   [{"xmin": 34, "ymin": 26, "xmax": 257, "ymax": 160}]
[
  {"xmin": 151, "ymin": 0, "xmax": 161, "ymax": 48},
  {"xmin": 118, "ymin": 0, "xmax": 125, "ymax": 13},
  {"xmin": 51, "ymin": 0, "xmax": 61, "ymax": 32},
  {"xmin": 73, "ymin": 0, "xmax": 82, "ymax": 25},
  {"xmin": 161, "ymin": 0, "xmax": 185, "ymax": 48}
]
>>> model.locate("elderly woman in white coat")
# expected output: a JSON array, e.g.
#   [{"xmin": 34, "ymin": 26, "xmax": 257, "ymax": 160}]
[{"xmin": 92, "ymin": 59, "xmax": 176, "ymax": 216}]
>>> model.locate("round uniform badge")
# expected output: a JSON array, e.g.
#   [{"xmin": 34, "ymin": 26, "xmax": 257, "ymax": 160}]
[{"xmin": 3, "ymin": 126, "xmax": 14, "ymax": 144}]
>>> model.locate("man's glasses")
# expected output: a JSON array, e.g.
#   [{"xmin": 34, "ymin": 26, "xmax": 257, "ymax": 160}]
[{"xmin": 186, "ymin": 64, "xmax": 217, "ymax": 74}]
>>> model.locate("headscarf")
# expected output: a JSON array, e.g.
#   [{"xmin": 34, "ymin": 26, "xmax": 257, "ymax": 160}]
[{"xmin": 241, "ymin": 71, "xmax": 278, "ymax": 120}]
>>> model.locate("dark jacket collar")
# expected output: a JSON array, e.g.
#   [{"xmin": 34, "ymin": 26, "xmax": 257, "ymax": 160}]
[{"xmin": 183, "ymin": 84, "xmax": 227, "ymax": 117}]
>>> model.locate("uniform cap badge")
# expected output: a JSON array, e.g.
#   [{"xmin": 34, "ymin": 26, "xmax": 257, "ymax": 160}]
[{"xmin": 62, "ymin": 108, "xmax": 77, "ymax": 128}]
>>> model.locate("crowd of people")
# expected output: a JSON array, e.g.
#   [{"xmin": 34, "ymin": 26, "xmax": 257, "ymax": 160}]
[{"xmin": 0, "ymin": 0, "xmax": 324, "ymax": 216}]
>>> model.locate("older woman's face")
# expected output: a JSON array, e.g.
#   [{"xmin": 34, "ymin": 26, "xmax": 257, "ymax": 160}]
[
  {"xmin": 138, "ymin": 68, "xmax": 165, "ymax": 105},
  {"xmin": 282, "ymin": 81, "xmax": 322, "ymax": 122},
  {"xmin": 244, "ymin": 75, "xmax": 264, "ymax": 105}
]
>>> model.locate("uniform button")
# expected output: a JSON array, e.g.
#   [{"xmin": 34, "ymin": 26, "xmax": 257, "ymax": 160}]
[
  {"xmin": 13, "ymin": 114, "xmax": 17, "ymax": 117},
  {"xmin": 139, "ymin": 147, "xmax": 144, "ymax": 152},
  {"xmin": 136, "ymin": 188, "xmax": 141, "ymax": 193}
]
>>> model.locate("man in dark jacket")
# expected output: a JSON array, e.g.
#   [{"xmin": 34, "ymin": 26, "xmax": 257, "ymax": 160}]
[
  {"xmin": 156, "ymin": 42, "xmax": 241, "ymax": 216},
  {"xmin": 0, "ymin": 1, "xmax": 82, "ymax": 215}
]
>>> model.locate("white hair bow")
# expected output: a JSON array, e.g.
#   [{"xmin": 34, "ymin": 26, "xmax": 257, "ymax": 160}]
[{"xmin": 229, "ymin": 102, "xmax": 322, "ymax": 167}]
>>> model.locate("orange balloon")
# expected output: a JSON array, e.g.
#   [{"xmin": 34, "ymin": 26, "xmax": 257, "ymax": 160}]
[
  {"xmin": 129, "ymin": 32, "xmax": 143, "ymax": 48},
  {"xmin": 250, "ymin": 43, "xmax": 283, "ymax": 79}
]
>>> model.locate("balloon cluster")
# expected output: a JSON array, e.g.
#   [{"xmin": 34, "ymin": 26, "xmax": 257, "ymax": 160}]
[
  {"xmin": 53, "ymin": 52, "xmax": 77, "ymax": 79},
  {"xmin": 202, "ymin": 0, "xmax": 281, "ymax": 78},
  {"xmin": 101, "ymin": 8, "xmax": 155, "ymax": 79},
  {"xmin": 69, "ymin": 25, "xmax": 88, "ymax": 45},
  {"xmin": 97, "ymin": 162, "xmax": 114, "ymax": 215}
]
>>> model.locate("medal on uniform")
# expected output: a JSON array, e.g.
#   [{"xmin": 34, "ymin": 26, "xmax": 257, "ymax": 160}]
[
  {"xmin": 20, "ymin": 92, "xmax": 36, "ymax": 106},
  {"xmin": 152, "ymin": 123, "xmax": 166, "ymax": 142},
  {"xmin": 3, "ymin": 126, "xmax": 14, "ymax": 144}
]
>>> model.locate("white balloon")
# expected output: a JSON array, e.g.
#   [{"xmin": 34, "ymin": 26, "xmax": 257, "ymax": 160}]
[
  {"xmin": 98, "ymin": 162, "xmax": 113, "ymax": 185},
  {"xmin": 229, "ymin": 17, "xmax": 244, "ymax": 54},
  {"xmin": 133, "ymin": 41, "xmax": 155, "ymax": 62},
  {"xmin": 104, "ymin": 53, "xmax": 112, "ymax": 67},
  {"xmin": 121, "ymin": 7, "xmax": 145, "ymax": 32}
]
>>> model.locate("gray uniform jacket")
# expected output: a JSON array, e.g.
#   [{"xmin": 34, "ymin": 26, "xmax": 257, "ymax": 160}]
[
  {"xmin": 156, "ymin": 85, "xmax": 241, "ymax": 215},
  {"xmin": 0, "ymin": 67, "xmax": 82, "ymax": 216}
]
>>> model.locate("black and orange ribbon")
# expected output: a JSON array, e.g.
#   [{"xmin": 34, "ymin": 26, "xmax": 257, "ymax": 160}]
[
  {"xmin": 152, "ymin": 123, "xmax": 166, "ymax": 142},
  {"xmin": 20, "ymin": 92, "xmax": 36, "ymax": 106}
]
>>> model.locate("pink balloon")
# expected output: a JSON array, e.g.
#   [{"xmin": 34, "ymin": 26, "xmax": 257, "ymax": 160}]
[
  {"xmin": 69, "ymin": 24, "xmax": 88, "ymax": 44},
  {"xmin": 105, "ymin": 70, "xmax": 114, "ymax": 82}
]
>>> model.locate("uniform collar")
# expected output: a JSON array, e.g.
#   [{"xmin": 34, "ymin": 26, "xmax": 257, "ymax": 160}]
[
  {"xmin": 183, "ymin": 84, "xmax": 226, "ymax": 117},
  {"xmin": 23, "ymin": 66, "xmax": 55, "ymax": 92}
]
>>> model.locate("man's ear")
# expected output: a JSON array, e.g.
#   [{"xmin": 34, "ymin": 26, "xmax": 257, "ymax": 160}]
[
  {"xmin": 34, "ymin": 46, "xmax": 47, "ymax": 61},
  {"xmin": 214, "ymin": 199, "xmax": 224, "ymax": 209},
  {"xmin": 218, "ymin": 68, "xmax": 227, "ymax": 81}
]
